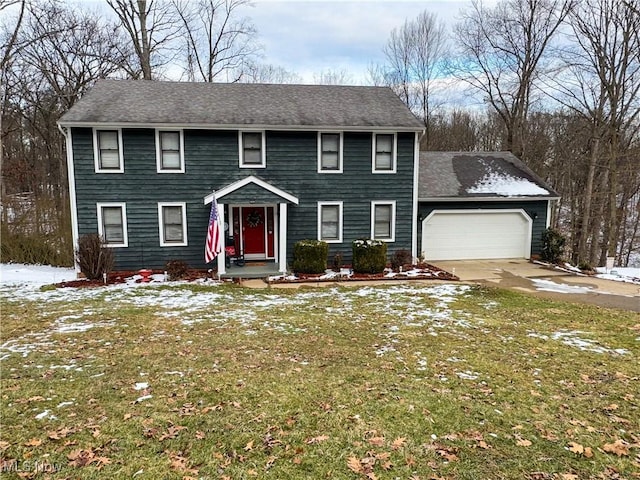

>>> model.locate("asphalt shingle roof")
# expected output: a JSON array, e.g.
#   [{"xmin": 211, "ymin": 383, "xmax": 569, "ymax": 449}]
[
  {"xmin": 419, "ymin": 151, "xmax": 559, "ymax": 199},
  {"xmin": 59, "ymin": 80, "xmax": 424, "ymax": 129}
]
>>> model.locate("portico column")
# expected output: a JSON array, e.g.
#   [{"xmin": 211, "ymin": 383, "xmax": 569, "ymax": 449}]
[
  {"xmin": 279, "ymin": 203, "xmax": 288, "ymax": 273},
  {"xmin": 216, "ymin": 203, "xmax": 226, "ymax": 275}
]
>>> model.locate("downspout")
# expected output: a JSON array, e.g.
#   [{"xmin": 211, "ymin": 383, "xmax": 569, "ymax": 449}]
[{"xmin": 57, "ymin": 124, "xmax": 80, "ymax": 274}]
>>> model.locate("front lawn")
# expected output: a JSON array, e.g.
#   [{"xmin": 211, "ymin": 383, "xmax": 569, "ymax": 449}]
[{"xmin": 1, "ymin": 280, "xmax": 638, "ymax": 479}]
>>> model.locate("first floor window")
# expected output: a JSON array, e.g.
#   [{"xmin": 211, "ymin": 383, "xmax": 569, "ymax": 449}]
[
  {"xmin": 318, "ymin": 202, "xmax": 343, "ymax": 243},
  {"xmin": 97, "ymin": 203, "xmax": 127, "ymax": 247},
  {"xmin": 159, "ymin": 203, "xmax": 188, "ymax": 246},
  {"xmin": 373, "ymin": 133, "xmax": 395, "ymax": 172},
  {"xmin": 158, "ymin": 130, "xmax": 183, "ymax": 171},
  {"xmin": 95, "ymin": 130, "xmax": 123, "ymax": 172},
  {"xmin": 371, "ymin": 201, "xmax": 395, "ymax": 241}
]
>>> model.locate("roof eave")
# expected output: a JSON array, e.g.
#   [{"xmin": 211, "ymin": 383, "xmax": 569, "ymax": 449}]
[
  {"xmin": 418, "ymin": 196, "xmax": 560, "ymax": 202},
  {"xmin": 56, "ymin": 120, "xmax": 424, "ymax": 132}
]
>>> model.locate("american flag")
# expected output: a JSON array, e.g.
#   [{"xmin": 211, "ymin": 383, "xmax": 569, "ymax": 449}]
[{"xmin": 205, "ymin": 198, "xmax": 222, "ymax": 263}]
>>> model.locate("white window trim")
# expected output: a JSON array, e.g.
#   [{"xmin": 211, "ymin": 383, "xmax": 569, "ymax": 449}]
[
  {"xmin": 155, "ymin": 129, "xmax": 185, "ymax": 173},
  {"xmin": 158, "ymin": 202, "xmax": 188, "ymax": 247},
  {"xmin": 317, "ymin": 201, "xmax": 343, "ymax": 243},
  {"xmin": 371, "ymin": 132, "xmax": 397, "ymax": 174},
  {"xmin": 239, "ymin": 130, "xmax": 266, "ymax": 168},
  {"xmin": 97, "ymin": 202, "xmax": 128, "ymax": 247},
  {"xmin": 93, "ymin": 128, "xmax": 124, "ymax": 173},
  {"xmin": 370, "ymin": 200, "xmax": 396, "ymax": 242},
  {"xmin": 317, "ymin": 131, "xmax": 343, "ymax": 173}
]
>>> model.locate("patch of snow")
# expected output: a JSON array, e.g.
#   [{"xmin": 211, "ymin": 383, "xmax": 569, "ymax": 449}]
[
  {"xmin": 467, "ymin": 171, "xmax": 549, "ymax": 196},
  {"xmin": 528, "ymin": 330, "xmax": 629, "ymax": 355},
  {"xmin": 456, "ymin": 371, "xmax": 479, "ymax": 380},
  {"xmin": 134, "ymin": 382, "xmax": 149, "ymax": 391},
  {"xmin": 0, "ymin": 263, "xmax": 77, "ymax": 286},
  {"xmin": 35, "ymin": 409, "xmax": 56, "ymax": 420},
  {"xmin": 57, "ymin": 401, "xmax": 74, "ymax": 408},
  {"xmin": 595, "ymin": 267, "xmax": 640, "ymax": 284},
  {"xmin": 531, "ymin": 279, "xmax": 592, "ymax": 294},
  {"xmin": 135, "ymin": 395, "xmax": 153, "ymax": 403}
]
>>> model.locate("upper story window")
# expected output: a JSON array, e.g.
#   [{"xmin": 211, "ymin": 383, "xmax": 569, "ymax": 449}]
[
  {"xmin": 94, "ymin": 129, "xmax": 123, "ymax": 173},
  {"xmin": 156, "ymin": 130, "xmax": 184, "ymax": 173},
  {"xmin": 372, "ymin": 133, "xmax": 397, "ymax": 173},
  {"xmin": 318, "ymin": 202, "xmax": 343, "ymax": 243},
  {"xmin": 97, "ymin": 202, "xmax": 128, "ymax": 247},
  {"xmin": 158, "ymin": 202, "xmax": 188, "ymax": 246},
  {"xmin": 239, "ymin": 131, "xmax": 265, "ymax": 168},
  {"xmin": 371, "ymin": 201, "xmax": 396, "ymax": 242},
  {"xmin": 318, "ymin": 132, "xmax": 343, "ymax": 173}
]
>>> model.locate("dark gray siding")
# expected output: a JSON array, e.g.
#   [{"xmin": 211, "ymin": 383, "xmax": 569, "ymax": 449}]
[
  {"xmin": 417, "ymin": 200, "xmax": 550, "ymax": 257},
  {"xmin": 72, "ymin": 128, "xmax": 416, "ymax": 269}
]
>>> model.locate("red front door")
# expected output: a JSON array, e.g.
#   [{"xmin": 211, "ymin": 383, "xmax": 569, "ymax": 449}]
[{"xmin": 242, "ymin": 207, "xmax": 267, "ymax": 257}]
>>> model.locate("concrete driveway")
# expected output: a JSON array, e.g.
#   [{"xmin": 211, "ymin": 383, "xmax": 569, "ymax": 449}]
[{"xmin": 432, "ymin": 259, "xmax": 640, "ymax": 312}]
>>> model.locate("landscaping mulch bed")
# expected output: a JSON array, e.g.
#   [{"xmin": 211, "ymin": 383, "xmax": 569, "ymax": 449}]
[{"xmin": 269, "ymin": 263, "xmax": 459, "ymax": 284}]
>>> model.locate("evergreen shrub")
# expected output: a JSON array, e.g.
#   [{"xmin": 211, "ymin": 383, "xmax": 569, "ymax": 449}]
[
  {"xmin": 352, "ymin": 239, "xmax": 387, "ymax": 274},
  {"xmin": 541, "ymin": 228, "xmax": 565, "ymax": 263},
  {"xmin": 292, "ymin": 240, "xmax": 328, "ymax": 274}
]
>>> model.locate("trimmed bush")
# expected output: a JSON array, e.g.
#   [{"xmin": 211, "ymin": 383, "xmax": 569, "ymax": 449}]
[
  {"xmin": 166, "ymin": 260, "xmax": 189, "ymax": 280},
  {"xmin": 292, "ymin": 240, "xmax": 329, "ymax": 274},
  {"xmin": 541, "ymin": 228, "xmax": 565, "ymax": 263},
  {"xmin": 352, "ymin": 239, "xmax": 387, "ymax": 274},
  {"xmin": 390, "ymin": 249, "xmax": 413, "ymax": 271},
  {"xmin": 76, "ymin": 233, "xmax": 114, "ymax": 280}
]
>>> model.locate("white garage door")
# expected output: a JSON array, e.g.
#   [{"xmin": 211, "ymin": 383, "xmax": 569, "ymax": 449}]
[{"xmin": 422, "ymin": 209, "xmax": 532, "ymax": 261}]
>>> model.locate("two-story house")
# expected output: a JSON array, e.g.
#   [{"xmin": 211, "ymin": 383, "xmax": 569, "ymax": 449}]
[{"xmin": 58, "ymin": 80, "xmax": 425, "ymax": 275}]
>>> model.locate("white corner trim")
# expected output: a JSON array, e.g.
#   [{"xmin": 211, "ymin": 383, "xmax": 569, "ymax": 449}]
[
  {"xmin": 204, "ymin": 176, "xmax": 299, "ymax": 205},
  {"xmin": 58, "ymin": 125, "xmax": 80, "ymax": 272}
]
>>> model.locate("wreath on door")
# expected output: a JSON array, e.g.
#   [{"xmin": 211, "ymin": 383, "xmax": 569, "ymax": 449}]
[{"xmin": 246, "ymin": 210, "xmax": 263, "ymax": 228}]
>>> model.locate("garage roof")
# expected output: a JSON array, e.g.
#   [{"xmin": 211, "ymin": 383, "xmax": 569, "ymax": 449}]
[{"xmin": 419, "ymin": 151, "xmax": 560, "ymax": 200}]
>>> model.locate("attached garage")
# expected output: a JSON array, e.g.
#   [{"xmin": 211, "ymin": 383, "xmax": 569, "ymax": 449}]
[
  {"xmin": 421, "ymin": 209, "xmax": 532, "ymax": 260},
  {"xmin": 418, "ymin": 152, "xmax": 560, "ymax": 261}
]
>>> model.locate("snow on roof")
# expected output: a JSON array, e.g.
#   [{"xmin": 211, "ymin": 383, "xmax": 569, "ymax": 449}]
[{"xmin": 467, "ymin": 171, "xmax": 550, "ymax": 196}]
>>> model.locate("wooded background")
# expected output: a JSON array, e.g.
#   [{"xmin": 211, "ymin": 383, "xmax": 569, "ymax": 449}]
[{"xmin": 1, "ymin": 0, "xmax": 638, "ymax": 267}]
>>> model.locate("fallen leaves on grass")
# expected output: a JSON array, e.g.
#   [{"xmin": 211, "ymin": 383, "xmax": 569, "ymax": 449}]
[
  {"xmin": 602, "ymin": 439, "xmax": 629, "ymax": 456},
  {"xmin": 568, "ymin": 442, "xmax": 593, "ymax": 457}
]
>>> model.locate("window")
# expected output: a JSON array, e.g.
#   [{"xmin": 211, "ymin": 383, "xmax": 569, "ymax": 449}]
[
  {"xmin": 239, "ymin": 131, "xmax": 265, "ymax": 167},
  {"xmin": 371, "ymin": 201, "xmax": 396, "ymax": 241},
  {"xmin": 372, "ymin": 133, "xmax": 396, "ymax": 173},
  {"xmin": 158, "ymin": 202, "xmax": 188, "ymax": 246},
  {"xmin": 94, "ymin": 129, "xmax": 123, "ymax": 173},
  {"xmin": 156, "ymin": 130, "xmax": 184, "ymax": 172},
  {"xmin": 97, "ymin": 203, "xmax": 128, "ymax": 247},
  {"xmin": 318, "ymin": 132, "xmax": 343, "ymax": 173},
  {"xmin": 318, "ymin": 202, "xmax": 343, "ymax": 243}
]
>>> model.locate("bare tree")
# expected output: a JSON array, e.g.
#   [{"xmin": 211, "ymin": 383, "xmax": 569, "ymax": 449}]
[
  {"xmin": 452, "ymin": 0, "xmax": 574, "ymax": 157},
  {"xmin": 544, "ymin": 0, "xmax": 640, "ymax": 265},
  {"xmin": 173, "ymin": 0, "xmax": 259, "ymax": 82},
  {"xmin": 313, "ymin": 68, "xmax": 353, "ymax": 85},
  {"xmin": 107, "ymin": 0, "xmax": 180, "ymax": 79},
  {"xmin": 372, "ymin": 10, "xmax": 447, "ymax": 146},
  {"xmin": 239, "ymin": 61, "xmax": 301, "ymax": 84}
]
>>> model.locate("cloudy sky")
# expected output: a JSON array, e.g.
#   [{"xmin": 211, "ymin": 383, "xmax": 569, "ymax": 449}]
[{"xmin": 243, "ymin": 0, "xmax": 476, "ymax": 83}]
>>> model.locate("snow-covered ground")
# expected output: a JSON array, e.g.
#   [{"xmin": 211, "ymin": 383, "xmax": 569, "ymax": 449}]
[{"xmin": 0, "ymin": 263, "xmax": 77, "ymax": 286}]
